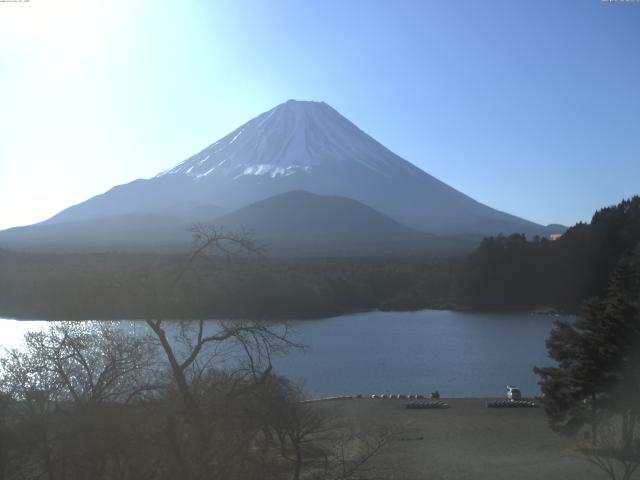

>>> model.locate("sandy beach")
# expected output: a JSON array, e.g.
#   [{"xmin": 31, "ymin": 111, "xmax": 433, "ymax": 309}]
[{"xmin": 322, "ymin": 398, "xmax": 610, "ymax": 480}]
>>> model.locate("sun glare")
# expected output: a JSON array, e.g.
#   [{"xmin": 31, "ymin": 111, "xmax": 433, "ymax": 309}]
[{"xmin": 1, "ymin": 0, "xmax": 126, "ymax": 107}]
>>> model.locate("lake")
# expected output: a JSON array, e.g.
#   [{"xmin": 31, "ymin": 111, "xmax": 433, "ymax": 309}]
[{"xmin": 0, "ymin": 310, "xmax": 565, "ymax": 398}]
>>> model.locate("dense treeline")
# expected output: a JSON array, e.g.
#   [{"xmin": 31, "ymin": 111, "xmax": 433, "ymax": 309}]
[
  {"xmin": 453, "ymin": 196, "xmax": 640, "ymax": 311},
  {"xmin": 0, "ymin": 250, "xmax": 454, "ymax": 320}
]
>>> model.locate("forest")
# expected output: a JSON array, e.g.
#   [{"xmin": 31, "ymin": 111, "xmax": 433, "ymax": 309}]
[
  {"xmin": 0, "ymin": 196, "xmax": 638, "ymax": 320},
  {"xmin": 0, "ymin": 248, "xmax": 454, "ymax": 320},
  {"xmin": 453, "ymin": 196, "xmax": 640, "ymax": 312}
]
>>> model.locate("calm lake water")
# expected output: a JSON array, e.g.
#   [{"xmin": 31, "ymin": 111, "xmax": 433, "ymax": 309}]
[{"xmin": 0, "ymin": 310, "xmax": 565, "ymax": 398}]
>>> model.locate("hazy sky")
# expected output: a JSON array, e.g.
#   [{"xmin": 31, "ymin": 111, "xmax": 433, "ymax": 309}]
[{"xmin": 1, "ymin": 0, "xmax": 639, "ymax": 230}]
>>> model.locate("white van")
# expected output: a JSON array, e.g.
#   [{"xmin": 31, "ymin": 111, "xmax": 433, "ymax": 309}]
[{"xmin": 506, "ymin": 385, "xmax": 522, "ymax": 401}]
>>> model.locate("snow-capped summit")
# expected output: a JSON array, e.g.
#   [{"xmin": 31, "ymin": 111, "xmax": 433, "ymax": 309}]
[{"xmin": 156, "ymin": 100, "xmax": 414, "ymax": 181}]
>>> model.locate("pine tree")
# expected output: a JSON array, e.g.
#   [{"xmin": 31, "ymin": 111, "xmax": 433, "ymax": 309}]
[{"xmin": 534, "ymin": 245, "xmax": 640, "ymax": 445}]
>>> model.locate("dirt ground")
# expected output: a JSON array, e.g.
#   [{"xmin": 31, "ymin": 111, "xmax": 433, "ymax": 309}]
[{"xmin": 322, "ymin": 398, "xmax": 617, "ymax": 480}]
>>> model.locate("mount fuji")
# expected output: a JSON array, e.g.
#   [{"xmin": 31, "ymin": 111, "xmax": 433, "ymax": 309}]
[{"xmin": 0, "ymin": 100, "xmax": 561, "ymax": 254}]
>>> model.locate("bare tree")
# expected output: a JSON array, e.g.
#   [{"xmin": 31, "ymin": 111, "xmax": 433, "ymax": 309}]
[
  {"xmin": 249, "ymin": 376, "xmax": 394, "ymax": 480},
  {"xmin": 112, "ymin": 224, "xmax": 301, "ymax": 478},
  {"xmin": 0, "ymin": 322, "xmax": 156, "ymax": 480},
  {"xmin": 0, "ymin": 224, "xmax": 390, "ymax": 480}
]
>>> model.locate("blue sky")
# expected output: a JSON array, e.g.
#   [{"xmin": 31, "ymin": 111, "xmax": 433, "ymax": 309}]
[{"xmin": 1, "ymin": 0, "xmax": 638, "ymax": 230}]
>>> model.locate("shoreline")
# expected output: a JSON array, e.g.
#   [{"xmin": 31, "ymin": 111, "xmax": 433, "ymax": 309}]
[
  {"xmin": 307, "ymin": 395, "xmax": 541, "ymax": 402},
  {"xmin": 0, "ymin": 305, "xmax": 576, "ymax": 322}
]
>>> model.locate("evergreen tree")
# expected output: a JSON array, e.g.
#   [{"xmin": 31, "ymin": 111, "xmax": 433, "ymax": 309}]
[{"xmin": 534, "ymin": 245, "xmax": 640, "ymax": 445}]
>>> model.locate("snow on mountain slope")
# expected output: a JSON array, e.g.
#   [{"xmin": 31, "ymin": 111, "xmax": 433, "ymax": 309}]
[{"xmin": 155, "ymin": 100, "xmax": 415, "ymax": 181}]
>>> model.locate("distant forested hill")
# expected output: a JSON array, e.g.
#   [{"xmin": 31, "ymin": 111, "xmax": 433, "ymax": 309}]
[
  {"xmin": 0, "ymin": 253, "xmax": 453, "ymax": 320},
  {"xmin": 453, "ymin": 196, "xmax": 640, "ymax": 311}
]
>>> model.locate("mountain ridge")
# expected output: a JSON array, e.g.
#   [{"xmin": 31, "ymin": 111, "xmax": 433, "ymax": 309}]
[{"xmin": 0, "ymin": 99, "xmax": 564, "ymax": 254}]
